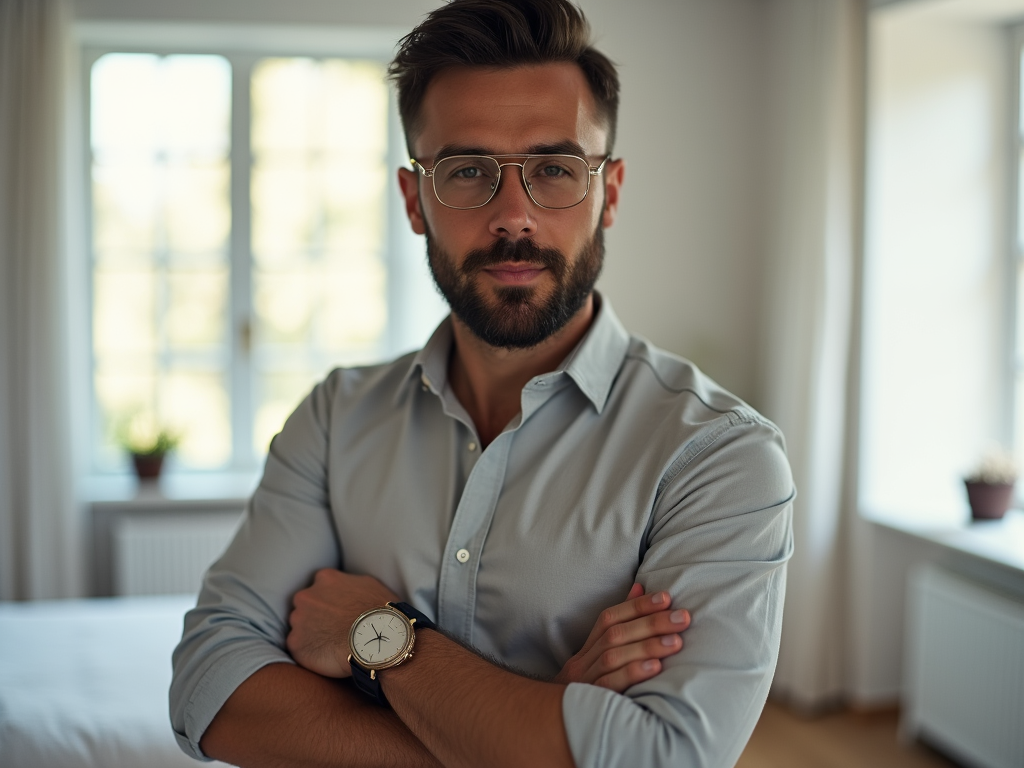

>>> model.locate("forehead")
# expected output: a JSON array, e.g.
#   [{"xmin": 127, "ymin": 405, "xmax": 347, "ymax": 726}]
[{"xmin": 413, "ymin": 63, "xmax": 607, "ymax": 158}]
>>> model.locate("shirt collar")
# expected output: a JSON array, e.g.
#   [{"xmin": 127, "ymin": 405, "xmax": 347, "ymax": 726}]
[
  {"xmin": 397, "ymin": 292, "xmax": 630, "ymax": 414},
  {"xmin": 558, "ymin": 293, "xmax": 630, "ymax": 413},
  {"xmin": 396, "ymin": 315, "xmax": 454, "ymax": 406}
]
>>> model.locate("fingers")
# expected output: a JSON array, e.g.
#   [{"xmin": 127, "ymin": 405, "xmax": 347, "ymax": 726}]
[
  {"xmin": 626, "ymin": 583, "xmax": 644, "ymax": 600},
  {"xmin": 599, "ymin": 607, "xmax": 691, "ymax": 651},
  {"xmin": 580, "ymin": 589, "xmax": 674, "ymax": 653},
  {"xmin": 567, "ymin": 606, "xmax": 691, "ymax": 688},
  {"xmin": 593, "ymin": 631, "xmax": 683, "ymax": 681},
  {"xmin": 594, "ymin": 656, "xmax": 668, "ymax": 692}
]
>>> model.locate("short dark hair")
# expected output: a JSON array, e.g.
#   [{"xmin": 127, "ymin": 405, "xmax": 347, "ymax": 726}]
[{"xmin": 388, "ymin": 0, "xmax": 619, "ymax": 155}]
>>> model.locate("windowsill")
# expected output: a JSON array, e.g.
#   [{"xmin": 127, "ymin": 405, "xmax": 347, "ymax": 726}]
[
  {"xmin": 863, "ymin": 507, "xmax": 1024, "ymax": 574},
  {"xmin": 80, "ymin": 471, "xmax": 260, "ymax": 505}
]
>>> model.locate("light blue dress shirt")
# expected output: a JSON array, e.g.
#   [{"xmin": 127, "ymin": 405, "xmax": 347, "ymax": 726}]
[{"xmin": 170, "ymin": 296, "xmax": 794, "ymax": 768}]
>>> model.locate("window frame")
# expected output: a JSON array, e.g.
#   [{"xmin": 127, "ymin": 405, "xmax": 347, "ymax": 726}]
[
  {"xmin": 77, "ymin": 22, "xmax": 440, "ymax": 479},
  {"xmin": 1012, "ymin": 23, "xmax": 1024, "ymax": 467}
]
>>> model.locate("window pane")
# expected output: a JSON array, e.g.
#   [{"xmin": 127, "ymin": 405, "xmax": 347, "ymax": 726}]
[
  {"xmin": 166, "ymin": 268, "xmax": 229, "ymax": 348},
  {"xmin": 250, "ymin": 57, "xmax": 389, "ymax": 454},
  {"xmin": 165, "ymin": 165, "xmax": 230, "ymax": 254},
  {"xmin": 91, "ymin": 53, "xmax": 231, "ymax": 470},
  {"xmin": 162, "ymin": 372, "xmax": 232, "ymax": 466},
  {"xmin": 93, "ymin": 164, "xmax": 160, "ymax": 256}
]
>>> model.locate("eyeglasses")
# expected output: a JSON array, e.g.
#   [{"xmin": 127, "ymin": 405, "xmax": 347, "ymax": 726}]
[{"xmin": 411, "ymin": 154, "xmax": 610, "ymax": 210}]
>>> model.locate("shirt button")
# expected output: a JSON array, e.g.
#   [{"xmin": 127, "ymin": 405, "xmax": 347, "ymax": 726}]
[
  {"xmin": 455, "ymin": 548, "xmax": 470, "ymax": 563},
  {"xmin": 467, "ymin": 441, "xmax": 477, "ymax": 452}
]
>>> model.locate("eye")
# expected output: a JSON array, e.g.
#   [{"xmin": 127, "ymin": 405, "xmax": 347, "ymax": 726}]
[
  {"xmin": 540, "ymin": 164, "xmax": 569, "ymax": 178},
  {"xmin": 526, "ymin": 157, "xmax": 580, "ymax": 182},
  {"xmin": 438, "ymin": 158, "xmax": 496, "ymax": 184}
]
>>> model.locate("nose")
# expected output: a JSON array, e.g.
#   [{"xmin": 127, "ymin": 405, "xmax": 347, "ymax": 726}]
[{"xmin": 487, "ymin": 162, "xmax": 537, "ymax": 240}]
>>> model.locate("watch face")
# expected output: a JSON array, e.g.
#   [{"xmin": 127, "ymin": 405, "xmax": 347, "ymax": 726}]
[{"xmin": 349, "ymin": 607, "xmax": 413, "ymax": 669}]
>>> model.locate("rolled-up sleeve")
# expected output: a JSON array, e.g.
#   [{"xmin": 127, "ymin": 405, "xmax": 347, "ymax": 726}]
[
  {"xmin": 562, "ymin": 411, "xmax": 795, "ymax": 768},
  {"xmin": 169, "ymin": 376, "xmax": 342, "ymax": 759}
]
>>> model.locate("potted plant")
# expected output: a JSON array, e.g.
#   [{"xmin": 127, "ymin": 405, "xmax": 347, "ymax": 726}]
[
  {"xmin": 117, "ymin": 413, "xmax": 181, "ymax": 480},
  {"xmin": 964, "ymin": 450, "xmax": 1018, "ymax": 521}
]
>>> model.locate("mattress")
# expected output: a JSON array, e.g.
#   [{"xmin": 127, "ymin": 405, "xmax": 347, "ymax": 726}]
[{"xmin": 0, "ymin": 594, "xmax": 230, "ymax": 768}]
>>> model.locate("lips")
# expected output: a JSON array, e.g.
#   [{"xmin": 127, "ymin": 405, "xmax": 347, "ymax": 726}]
[{"xmin": 481, "ymin": 262, "xmax": 547, "ymax": 284}]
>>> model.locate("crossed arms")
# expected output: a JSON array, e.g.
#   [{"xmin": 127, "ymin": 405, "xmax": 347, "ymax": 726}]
[
  {"xmin": 170, "ymin": 377, "xmax": 794, "ymax": 768},
  {"xmin": 201, "ymin": 574, "xmax": 690, "ymax": 768}
]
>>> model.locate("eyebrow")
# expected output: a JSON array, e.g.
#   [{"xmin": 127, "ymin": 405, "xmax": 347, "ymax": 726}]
[{"xmin": 431, "ymin": 139, "xmax": 591, "ymax": 162}]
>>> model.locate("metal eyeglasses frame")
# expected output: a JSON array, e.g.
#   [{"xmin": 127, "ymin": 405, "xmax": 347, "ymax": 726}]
[{"xmin": 410, "ymin": 154, "xmax": 611, "ymax": 210}]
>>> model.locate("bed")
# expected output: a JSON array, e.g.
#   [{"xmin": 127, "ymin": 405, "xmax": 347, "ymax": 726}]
[{"xmin": 0, "ymin": 594, "xmax": 230, "ymax": 768}]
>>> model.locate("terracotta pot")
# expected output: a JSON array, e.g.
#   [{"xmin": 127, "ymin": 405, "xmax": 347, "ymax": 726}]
[
  {"xmin": 132, "ymin": 453, "xmax": 165, "ymax": 480},
  {"xmin": 964, "ymin": 481, "xmax": 1015, "ymax": 521}
]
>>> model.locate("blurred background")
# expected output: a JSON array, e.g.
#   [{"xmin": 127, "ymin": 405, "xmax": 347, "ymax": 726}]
[{"xmin": 1, "ymin": 1, "xmax": 1022, "ymax": 766}]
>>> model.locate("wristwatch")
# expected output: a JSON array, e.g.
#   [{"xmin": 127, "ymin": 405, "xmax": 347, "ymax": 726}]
[{"xmin": 348, "ymin": 601, "xmax": 436, "ymax": 707}]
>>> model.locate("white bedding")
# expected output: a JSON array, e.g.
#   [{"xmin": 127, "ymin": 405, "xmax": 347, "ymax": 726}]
[{"xmin": 0, "ymin": 595, "xmax": 230, "ymax": 768}]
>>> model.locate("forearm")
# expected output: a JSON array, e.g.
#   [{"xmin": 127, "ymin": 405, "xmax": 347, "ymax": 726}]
[
  {"xmin": 382, "ymin": 630, "xmax": 576, "ymax": 768},
  {"xmin": 201, "ymin": 662, "xmax": 443, "ymax": 768}
]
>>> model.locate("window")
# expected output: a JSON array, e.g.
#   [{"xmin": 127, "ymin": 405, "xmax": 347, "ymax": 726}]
[
  {"xmin": 860, "ymin": 9, "xmax": 1012, "ymax": 523},
  {"xmin": 86, "ymin": 37, "xmax": 445, "ymax": 475}
]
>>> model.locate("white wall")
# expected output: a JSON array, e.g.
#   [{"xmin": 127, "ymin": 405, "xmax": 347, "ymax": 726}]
[
  {"xmin": 585, "ymin": 0, "xmax": 768, "ymax": 404},
  {"xmin": 74, "ymin": 0, "xmax": 771, "ymax": 403}
]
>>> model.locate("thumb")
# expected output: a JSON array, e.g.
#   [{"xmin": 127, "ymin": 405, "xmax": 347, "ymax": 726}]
[{"xmin": 627, "ymin": 583, "xmax": 644, "ymax": 600}]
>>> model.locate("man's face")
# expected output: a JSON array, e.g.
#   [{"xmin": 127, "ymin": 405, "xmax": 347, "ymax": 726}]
[{"xmin": 398, "ymin": 63, "xmax": 625, "ymax": 349}]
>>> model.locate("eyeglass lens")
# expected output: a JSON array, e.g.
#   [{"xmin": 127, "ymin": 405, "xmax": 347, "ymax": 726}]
[{"xmin": 431, "ymin": 155, "xmax": 591, "ymax": 209}]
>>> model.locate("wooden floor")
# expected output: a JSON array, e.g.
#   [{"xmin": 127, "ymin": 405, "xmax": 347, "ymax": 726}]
[{"xmin": 736, "ymin": 701, "xmax": 962, "ymax": 768}]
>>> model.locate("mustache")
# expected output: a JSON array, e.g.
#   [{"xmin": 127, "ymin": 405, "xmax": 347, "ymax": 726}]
[{"xmin": 461, "ymin": 238, "xmax": 567, "ymax": 277}]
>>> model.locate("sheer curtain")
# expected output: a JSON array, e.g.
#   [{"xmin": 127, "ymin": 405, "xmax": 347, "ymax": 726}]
[
  {"xmin": 0, "ymin": 0, "xmax": 81, "ymax": 600},
  {"xmin": 760, "ymin": 0, "xmax": 865, "ymax": 708}
]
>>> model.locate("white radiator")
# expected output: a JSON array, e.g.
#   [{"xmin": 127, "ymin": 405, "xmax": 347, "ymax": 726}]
[
  {"xmin": 112, "ymin": 511, "xmax": 243, "ymax": 596},
  {"xmin": 903, "ymin": 565, "xmax": 1024, "ymax": 768}
]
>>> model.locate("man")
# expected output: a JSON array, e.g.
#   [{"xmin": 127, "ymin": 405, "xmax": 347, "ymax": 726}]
[{"xmin": 170, "ymin": 1, "xmax": 794, "ymax": 766}]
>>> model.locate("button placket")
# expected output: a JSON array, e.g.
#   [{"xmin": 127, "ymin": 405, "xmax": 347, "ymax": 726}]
[{"xmin": 436, "ymin": 433, "xmax": 511, "ymax": 643}]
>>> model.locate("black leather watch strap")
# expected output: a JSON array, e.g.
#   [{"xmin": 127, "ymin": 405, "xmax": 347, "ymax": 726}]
[
  {"xmin": 350, "ymin": 659, "xmax": 390, "ymax": 707},
  {"xmin": 389, "ymin": 601, "xmax": 437, "ymax": 631},
  {"xmin": 349, "ymin": 603, "xmax": 436, "ymax": 708}
]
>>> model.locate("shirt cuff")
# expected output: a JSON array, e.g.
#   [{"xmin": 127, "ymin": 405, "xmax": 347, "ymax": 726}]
[
  {"xmin": 176, "ymin": 642, "xmax": 294, "ymax": 760},
  {"xmin": 562, "ymin": 682, "xmax": 618, "ymax": 768}
]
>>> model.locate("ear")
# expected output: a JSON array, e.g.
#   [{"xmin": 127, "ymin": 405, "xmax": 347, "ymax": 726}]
[
  {"xmin": 600, "ymin": 158, "xmax": 625, "ymax": 229},
  {"xmin": 398, "ymin": 167, "xmax": 427, "ymax": 235}
]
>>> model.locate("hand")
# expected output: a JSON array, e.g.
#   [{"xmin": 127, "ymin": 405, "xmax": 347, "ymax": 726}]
[
  {"xmin": 286, "ymin": 568, "xmax": 399, "ymax": 678},
  {"xmin": 553, "ymin": 584, "xmax": 690, "ymax": 692}
]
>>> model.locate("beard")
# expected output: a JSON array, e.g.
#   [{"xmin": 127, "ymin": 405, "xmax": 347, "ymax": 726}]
[{"xmin": 425, "ymin": 223, "xmax": 604, "ymax": 350}]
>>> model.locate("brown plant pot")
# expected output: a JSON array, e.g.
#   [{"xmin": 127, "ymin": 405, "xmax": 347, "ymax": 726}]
[
  {"xmin": 131, "ymin": 453, "xmax": 165, "ymax": 480},
  {"xmin": 964, "ymin": 481, "xmax": 1015, "ymax": 521}
]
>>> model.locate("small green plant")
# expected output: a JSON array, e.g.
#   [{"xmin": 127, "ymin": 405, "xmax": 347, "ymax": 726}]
[
  {"xmin": 965, "ymin": 449, "xmax": 1018, "ymax": 485},
  {"xmin": 115, "ymin": 412, "xmax": 181, "ymax": 457}
]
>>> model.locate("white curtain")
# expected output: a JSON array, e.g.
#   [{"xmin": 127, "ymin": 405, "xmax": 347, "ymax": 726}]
[
  {"xmin": 0, "ymin": 0, "xmax": 80, "ymax": 600},
  {"xmin": 760, "ymin": 0, "xmax": 865, "ymax": 708}
]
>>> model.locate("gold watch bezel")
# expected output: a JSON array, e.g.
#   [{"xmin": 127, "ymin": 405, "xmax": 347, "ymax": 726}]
[{"xmin": 347, "ymin": 603, "xmax": 417, "ymax": 673}]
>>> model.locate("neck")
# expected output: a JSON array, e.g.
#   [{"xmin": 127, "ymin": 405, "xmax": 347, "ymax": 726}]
[{"xmin": 448, "ymin": 294, "xmax": 595, "ymax": 447}]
